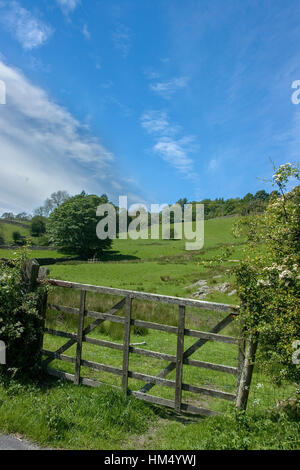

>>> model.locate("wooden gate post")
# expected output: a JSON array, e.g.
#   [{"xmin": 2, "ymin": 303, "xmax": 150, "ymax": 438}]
[
  {"xmin": 24, "ymin": 259, "xmax": 40, "ymax": 292},
  {"xmin": 122, "ymin": 296, "xmax": 132, "ymax": 395},
  {"xmin": 175, "ymin": 305, "xmax": 185, "ymax": 412},
  {"xmin": 235, "ymin": 332, "xmax": 259, "ymax": 410},
  {"xmin": 24, "ymin": 259, "xmax": 48, "ymax": 367},
  {"xmin": 237, "ymin": 324, "xmax": 246, "ymax": 392},
  {"xmin": 74, "ymin": 290, "xmax": 86, "ymax": 385}
]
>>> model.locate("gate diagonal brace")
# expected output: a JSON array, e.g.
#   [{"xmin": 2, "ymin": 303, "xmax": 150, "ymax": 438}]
[
  {"xmin": 42, "ymin": 298, "xmax": 126, "ymax": 367},
  {"xmin": 139, "ymin": 313, "xmax": 235, "ymax": 394}
]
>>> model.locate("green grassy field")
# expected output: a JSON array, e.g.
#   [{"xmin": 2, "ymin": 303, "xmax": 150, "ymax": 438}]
[
  {"xmin": 0, "ymin": 249, "xmax": 71, "ymax": 259},
  {"xmin": 45, "ymin": 215, "xmax": 244, "ymax": 302},
  {"xmin": 0, "ymin": 221, "xmax": 30, "ymax": 244},
  {"xmin": 0, "ymin": 215, "xmax": 298, "ymax": 450}
]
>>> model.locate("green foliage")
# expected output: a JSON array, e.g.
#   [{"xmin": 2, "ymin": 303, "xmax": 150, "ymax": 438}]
[
  {"xmin": 48, "ymin": 192, "xmax": 112, "ymax": 258},
  {"xmin": 0, "ymin": 226, "xmax": 4, "ymax": 245},
  {"xmin": 35, "ymin": 234, "xmax": 51, "ymax": 246},
  {"xmin": 234, "ymin": 163, "xmax": 300, "ymax": 383},
  {"xmin": 189, "ymin": 189, "xmax": 273, "ymax": 220},
  {"xmin": 0, "ymin": 249, "xmax": 46, "ymax": 376},
  {"xmin": 30, "ymin": 216, "xmax": 47, "ymax": 237},
  {"xmin": 12, "ymin": 231, "xmax": 24, "ymax": 245}
]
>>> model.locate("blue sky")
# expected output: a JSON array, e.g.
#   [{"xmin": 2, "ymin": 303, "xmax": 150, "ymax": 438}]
[{"xmin": 0, "ymin": 0, "xmax": 300, "ymax": 214}]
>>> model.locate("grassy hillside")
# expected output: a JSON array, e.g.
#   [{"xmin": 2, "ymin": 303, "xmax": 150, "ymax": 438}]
[
  {"xmin": 0, "ymin": 221, "xmax": 30, "ymax": 244},
  {"xmin": 45, "ymin": 216, "xmax": 244, "ymax": 303}
]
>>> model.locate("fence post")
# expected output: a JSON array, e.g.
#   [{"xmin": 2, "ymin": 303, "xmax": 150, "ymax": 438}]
[
  {"xmin": 236, "ymin": 324, "xmax": 246, "ymax": 392},
  {"xmin": 235, "ymin": 332, "xmax": 259, "ymax": 410},
  {"xmin": 122, "ymin": 296, "xmax": 132, "ymax": 396},
  {"xmin": 175, "ymin": 305, "xmax": 185, "ymax": 412},
  {"xmin": 24, "ymin": 260, "xmax": 48, "ymax": 367},
  {"xmin": 74, "ymin": 290, "xmax": 86, "ymax": 385},
  {"xmin": 24, "ymin": 259, "xmax": 40, "ymax": 292}
]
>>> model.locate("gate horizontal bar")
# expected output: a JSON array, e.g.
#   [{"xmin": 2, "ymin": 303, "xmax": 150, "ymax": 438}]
[
  {"xmin": 42, "ymin": 279, "xmax": 239, "ymax": 313},
  {"xmin": 184, "ymin": 328, "xmax": 239, "ymax": 344},
  {"xmin": 182, "ymin": 383, "xmax": 236, "ymax": 401},
  {"xmin": 183, "ymin": 357, "xmax": 238, "ymax": 375},
  {"xmin": 129, "ymin": 391, "xmax": 220, "ymax": 417}
]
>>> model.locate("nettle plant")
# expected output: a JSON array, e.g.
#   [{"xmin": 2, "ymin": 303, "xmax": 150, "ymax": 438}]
[
  {"xmin": 0, "ymin": 248, "xmax": 46, "ymax": 376},
  {"xmin": 234, "ymin": 164, "xmax": 300, "ymax": 384}
]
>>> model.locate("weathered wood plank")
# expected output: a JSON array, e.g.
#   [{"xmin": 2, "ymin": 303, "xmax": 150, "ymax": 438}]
[
  {"xmin": 236, "ymin": 333, "xmax": 259, "ymax": 410},
  {"xmin": 181, "ymin": 383, "xmax": 236, "ymax": 401},
  {"xmin": 183, "ymin": 358, "xmax": 238, "ymax": 375},
  {"xmin": 122, "ymin": 297, "xmax": 132, "ymax": 395},
  {"xmin": 84, "ymin": 337, "xmax": 124, "ymax": 351},
  {"xmin": 128, "ymin": 371, "xmax": 175, "ymax": 388},
  {"xmin": 47, "ymin": 304, "xmax": 79, "ymax": 316},
  {"xmin": 42, "ymin": 279, "xmax": 239, "ymax": 313},
  {"xmin": 47, "ymin": 367, "xmax": 75, "ymax": 383},
  {"xmin": 129, "ymin": 391, "xmax": 176, "ymax": 409},
  {"xmin": 131, "ymin": 319, "xmax": 177, "ymax": 334},
  {"xmin": 129, "ymin": 391, "xmax": 220, "ymax": 417},
  {"xmin": 80, "ymin": 377, "xmax": 121, "ymax": 390},
  {"xmin": 74, "ymin": 290, "xmax": 86, "ymax": 385},
  {"xmin": 180, "ymin": 403, "xmax": 220, "ymax": 416},
  {"xmin": 81, "ymin": 359, "xmax": 123, "ymax": 376},
  {"xmin": 47, "ymin": 304, "xmax": 125, "ymax": 323},
  {"xmin": 130, "ymin": 347, "xmax": 176, "ymax": 363},
  {"xmin": 175, "ymin": 305, "xmax": 185, "ymax": 412},
  {"xmin": 86, "ymin": 311, "xmax": 125, "ymax": 324},
  {"xmin": 24, "ymin": 259, "xmax": 40, "ymax": 292},
  {"xmin": 184, "ymin": 328, "xmax": 239, "ymax": 344},
  {"xmin": 237, "ymin": 325, "xmax": 246, "ymax": 391},
  {"xmin": 42, "ymin": 349, "xmax": 75, "ymax": 364},
  {"xmin": 44, "ymin": 328, "xmax": 77, "ymax": 340}
]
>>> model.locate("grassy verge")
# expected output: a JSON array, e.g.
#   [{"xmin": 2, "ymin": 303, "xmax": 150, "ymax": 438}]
[
  {"xmin": 0, "ymin": 372, "xmax": 298, "ymax": 450},
  {"xmin": 0, "ymin": 375, "xmax": 160, "ymax": 450}
]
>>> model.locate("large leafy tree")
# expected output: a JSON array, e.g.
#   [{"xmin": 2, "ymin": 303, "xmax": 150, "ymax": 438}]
[
  {"xmin": 30, "ymin": 216, "xmax": 47, "ymax": 237},
  {"xmin": 48, "ymin": 192, "xmax": 112, "ymax": 258}
]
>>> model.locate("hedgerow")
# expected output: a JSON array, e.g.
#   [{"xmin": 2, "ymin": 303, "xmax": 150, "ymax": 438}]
[
  {"xmin": 234, "ymin": 164, "xmax": 300, "ymax": 383},
  {"xmin": 0, "ymin": 248, "xmax": 46, "ymax": 377}
]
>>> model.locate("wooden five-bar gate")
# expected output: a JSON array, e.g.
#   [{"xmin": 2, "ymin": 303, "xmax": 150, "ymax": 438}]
[{"xmin": 31, "ymin": 262, "xmax": 256, "ymax": 417}]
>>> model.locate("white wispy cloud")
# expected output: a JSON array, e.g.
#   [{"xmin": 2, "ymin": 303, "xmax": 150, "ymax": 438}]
[
  {"xmin": 141, "ymin": 110, "xmax": 196, "ymax": 176},
  {"xmin": 56, "ymin": 0, "xmax": 81, "ymax": 14},
  {"xmin": 82, "ymin": 23, "xmax": 90, "ymax": 39},
  {"xmin": 208, "ymin": 159, "xmax": 218, "ymax": 172},
  {"xmin": 141, "ymin": 110, "xmax": 179, "ymax": 135},
  {"xmin": 150, "ymin": 76, "xmax": 188, "ymax": 99},
  {"xmin": 112, "ymin": 23, "xmax": 132, "ymax": 58},
  {"xmin": 0, "ymin": 60, "xmax": 141, "ymax": 213},
  {"xmin": 154, "ymin": 137, "xmax": 195, "ymax": 173},
  {"xmin": 0, "ymin": 1, "xmax": 53, "ymax": 50}
]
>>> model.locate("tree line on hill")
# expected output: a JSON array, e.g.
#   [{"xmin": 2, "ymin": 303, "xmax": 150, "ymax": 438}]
[
  {"xmin": 1, "ymin": 188, "xmax": 279, "ymax": 224},
  {"xmin": 186, "ymin": 189, "xmax": 280, "ymax": 220},
  {"xmin": 0, "ymin": 188, "xmax": 280, "ymax": 254}
]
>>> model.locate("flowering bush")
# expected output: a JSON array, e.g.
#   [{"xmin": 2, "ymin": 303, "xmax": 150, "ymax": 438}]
[
  {"xmin": 234, "ymin": 164, "xmax": 300, "ymax": 383},
  {"xmin": 0, "ymin": 249, "xmax": 46, "ymax": 376}
]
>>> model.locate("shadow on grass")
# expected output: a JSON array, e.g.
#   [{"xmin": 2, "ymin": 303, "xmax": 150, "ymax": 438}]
[
  {"xmin": 0, "ymin": 370, "xmax": 203, "ymax": 426},
  {"xmin": 53, "ymin": 251, "xmax": 141, "ymax": 265}
]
